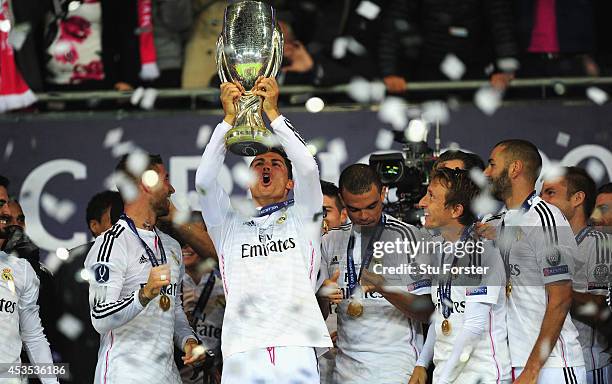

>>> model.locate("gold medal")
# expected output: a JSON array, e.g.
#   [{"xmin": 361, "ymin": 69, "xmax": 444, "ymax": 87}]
[
  {"xmin": 441, "ymin": 319, "xmax": 452, "ymax": 336},
  {"xmin": 159, "ymin": 294, "xmax": 171, "ymax": 311},
  {"xmin": 506, "ymin": 281, "xmax": 512, "ymax": 297},
  {"xmin": 347, "ymin": 300, "xmax": 364, "ymax": 318}
]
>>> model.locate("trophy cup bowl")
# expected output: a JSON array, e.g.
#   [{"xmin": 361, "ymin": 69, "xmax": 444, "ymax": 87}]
[{"xmin": 216, "ymin": 0, "xmax": 284, "ymax": 156}]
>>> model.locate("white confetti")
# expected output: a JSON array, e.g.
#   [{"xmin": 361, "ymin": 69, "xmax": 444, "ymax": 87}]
[
  {"xmin": 232, "ymin": 163, "xmax": 257, "ymax": 189},
  {"xmin": 140, "ymin": 88, "xmax": 158, "ymax": 110},
  {"xmin": 191, "ymin": 345, "xmax": 206, "ymax": 358},
  {"xmin": 230, "ymin": 197, "xmax": 257, "ymax": 217},
  {"xmin": 114, "ymin": 172, "xmax": 138, "ymax": 202},
  {"xmin": 78, "ymin": 268, "xmax": 91, "ymax": 281},
  {"xmin": 553, "ymin": 82, "xmax": 566, "ymax": 95},
  {"xmin": 305, "ymin": 97, "xmax": 325, "ymax": 113},
  {"xmin": 196, "ymin": 125, "xmax": 212, "ymax": 148},
  {"xmin": 57, "ymin": 313, "xmax": 83, "ymax": 340},
  {"xmin": 171, "ymin": 194, "xmax": 192, "ymax": 226},
  {"xmin": 355, "ymin": 0, "xmax": 381, "ymax": 20},
  {"xmin": 577, "ymin": 302, "xmax": 598, "ymax": 316},
  {"xmin": 68, "ymin": 1, "xmax": 81, "ymax": 12},
  {"xmin": 586, "ymin": 87, "xmax": 609, "ymax": 105},
  {"xmin": 111, "ymin": 141, "xmax": 136, "ymax": 158},
  {"xmin": 327, "ymin": 138, "xmax": 348, "ymax": 164},
  {"xmin": 369, "ymin": 81, "xmax": 386, "ymax": 102},
  {"xmin": 307, "ymin": 144, "xmax": 318, "ymax": 156},
  {"xmin": 130, "ymin": 87, "xmax": 145, "ymax": 106},
  {"xmin": 394, "ymin": 19, "xmax": 411, "ymax": 32},
  {"xmin": 41, "ymin": 193, "xmax": 76, "ymax": 223},
  {"xmin": 474, "ymin": 86, "xmax": 503, "ymax": 116},
  {"xmin": 0, "ymin": 20, "xmax": 11, "ymax": 33},
  {"xmin": 471, "ymin": 193, "xmax": 498, "ymax": 217},
  {"xmin": 375, "ymin": 129, "xmax": 394, "ymax": 150},
  {"xmin": 459, "ymin": 345, "xmax": 474, "ymax": 363},
  {"xmin": 142, "ymin": 169, "xmax": 160, "ymax": 188},
  {"xmin": 585, "ymin": 159, "xmax": 606, "ymax": 183},
  {"xmin": 126, "ymin": 150, "xmax": 148, "ymax": 176},
  {"xmin": 541, "ymin": 161, "xmax": 566, "ymax": 182},
  {"xmin": 104, "ymin": 127, "xmax": 123, "ymax": 148},
  {"xmin": 7, "ymin": 23, "xmax": 30, "ymax": 51},
  {"xmin": 440, "ymin": 54, "xmax": 465, "ymax": 80},
  {"xmin": 347, "ymin": 77, "xmax": 372, "ymax": 103},
  {"xmin": 56, "ymin": 247, "xmax": 69, "ymax": 261},
  {"xmin": 332, "ymin": 37, "xmax": 349, "ymax": 59},
  {"xmin": 347, "ymin": 38, "xmax": 367, "ymax": 56},
  {"xmin": 387, "ymin": 187, "xmax": 399, "ymax": 203},
  {"xmin": 422, "ymin": 101, "xmax": 450, "ymax": 124},
  {"xmin": 378, "ymin": 97, "xmax": 407, "ymax": 130},
  {"xmin": 318, "ymin": 152, "xmax": 341, "ymax": 183},
  {"xmin": 4, "ymin": 140, "xmax": 14, "ymax": 160},
  {"xmin": 261, "ymin": 133, "xmax": 281, "ymax": 148},
  {"xmin": 496, "ymin": 58, "xmax": 520, "ymax": 72},
  {"xmin": 448, "ymin": 142, "xmax": 461, "ymax": 151},
  {"xmin": 555, "ymin": 132, "xmax": 571, "ymax": 147},
  {"xmin": 405, "ymin": 119, "xmax": 428, "ymax": 142},
  {"xmin": 469, "ymin": 168, "xmax": 488, "ymax": 188},
  {"xmin": 51, "ymin": 40, "xmax": 71, "ymax": 56}
]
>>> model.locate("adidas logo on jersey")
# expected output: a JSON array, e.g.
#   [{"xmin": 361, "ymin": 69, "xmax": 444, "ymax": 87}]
[
  {"xmin": 139, "ymin": 255, "xmax": 148, "ymax": 264},
  {"xmin": 242, "ymin": 220, "xmax": 256, "ymax": 227},
  {"xmin": 331, "ymin": 256, "xmax": 339, "ymax": 265}
]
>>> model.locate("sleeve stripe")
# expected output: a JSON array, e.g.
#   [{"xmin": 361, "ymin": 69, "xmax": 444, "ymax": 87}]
[
  {"xmin": 539, "ymin": 202, "xmax": 559, "ymax": 243},
  {"xmin": 283, "ymin": 118, "xmax": 307, "ymax": 146},
  {"xmin": 93, "ymin": 293, "xmax": 134, "ymax": 311},
  {"xmin": 385, "ymin": 221, "xmax": 418, "ymax": 246},
  {"xmin": 97, "ymin": 225, "xmax": 125, "ymax": 263},
  {"xmin": 386, "ymin": 217, "xmax": 418, "ymax": 243},
  {"xmin": 534, "ymin": 203, "xmax": 557, "ymax": 245},
  {"xmin": 92, "ymin": 297, "xmax": 135, "ymax": 319}
]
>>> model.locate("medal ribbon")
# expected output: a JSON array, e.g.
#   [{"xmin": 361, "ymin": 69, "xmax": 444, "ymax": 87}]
[
  {"xmin": 191, "ymin": 269, "xmax": 220, "ymax": 325},
  {"xmin": 120, "ymin": 214, "xmax": 167, "ymax": 266},
  {"xmin": 499, "ymin": 190, "xmax": 537, "ymax": 281},
  {"xmin": 257, "ymin": 199, "xmax": 294, "ymax": 217},
  {"xmin": 574, "ymin": 226, "xmax": 592, "ymax": 246},
  {"xmin": 346, "ymin": 216, "xmax": 386, "ymax": 296},
  {"xmin": 438, "ymin": 224, "xmax": 475, "ymax": 319}
]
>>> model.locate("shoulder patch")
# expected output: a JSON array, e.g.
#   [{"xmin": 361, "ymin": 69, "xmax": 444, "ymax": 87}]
[{"xmin": 94, "ymin": 264, "xmax": 110, "ymax": 284}]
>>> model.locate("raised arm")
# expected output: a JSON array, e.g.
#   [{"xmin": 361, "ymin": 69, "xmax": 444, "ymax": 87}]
[
  {"xmin": 254, "ymin": 77, "xmax": 323, "ymax": 218},
  {"xmin": 195, "ymin": 82, "xmax": 242, "ymax": 227}
]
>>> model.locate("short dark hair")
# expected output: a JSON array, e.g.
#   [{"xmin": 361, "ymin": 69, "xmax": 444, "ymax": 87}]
[
  {"xmin": 564, "ymin": 167, "xmax": 596, "ymax": 218},
  {"xmin": 86, "ymin": 191, "xmax": 124, "ymax": 226},
  {"xmin": 598, "ymin": 182, "xmax": 612, "ymax": 195},
  {"xmin": 494, "ymin": 139, "xmax": 542, "ymax": 183},
  {"xmin": 267, "ymin": 147, "xmax": 293, "ymax": 180},
  {"xmin": 431, "ymin": 168, "xmax": 480, "ymax": 225},
  {"xmin": 435, "ymin": 150, "xmax": 485, "ymax": 171},
  {"xmin": 321, "ymin": 180, "xmax": 343, "ymax": 211},
  {"xmin": 115, "ymin": 153, "xmax": 164, "ymax": 180},
  {"xmin": 0, "ymin": 175, "xmax": 9, "ymax": 189},
  {"xmin": 339, "ymin": 164, "xmax": 382, "ymax": 195}
]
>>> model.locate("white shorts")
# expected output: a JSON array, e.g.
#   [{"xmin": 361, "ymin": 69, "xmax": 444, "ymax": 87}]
[
  {"xmin": 587, "ymin": 365, "xmax": 611, "ymax": 384},
  {"xmin": 221, "ymin": 346, "xmax": 319, "ymax": 384},
  {"xmin": 513, "ymin": 366, "xmax": 587, "ymax": 384}
]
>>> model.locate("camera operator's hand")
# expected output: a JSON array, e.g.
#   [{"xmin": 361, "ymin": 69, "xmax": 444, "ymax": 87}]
[
  {"xmin": 253, "ymin": 76, "xmax": 280, "ymax": 121},
  {"xmin": 220, "ymin": 81, "xmax": 244, "ymax": 125}
]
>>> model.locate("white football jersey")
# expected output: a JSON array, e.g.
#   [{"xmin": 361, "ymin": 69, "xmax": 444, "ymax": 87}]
[
  {"xmin": 179, "ymin": 270, "xmax": 224, "ymax": 384},
  {"xmin": 496, "ymin": 196, "xmax": 584, "ymax": 368},
  {"xmin": 427, "ymin": 239, "xmax": 511, "ymax": 383},
  {"xmin": 195, "ymin": 116, "xmax": 333, "ymax": 359},
  {"xmin": 320, "ymin": 215, "xmax": 428, "ymax": 384},
  {"xmin": 0, "ymin": 252, "xmax": 57, "ymax": 384},
  {"xmin": 573, "ymin": 228, "xmax": 611, "ymax": 372},
  {"xmin": 84, "ymin": 221, "xmax": 197, "ymax": 384}
]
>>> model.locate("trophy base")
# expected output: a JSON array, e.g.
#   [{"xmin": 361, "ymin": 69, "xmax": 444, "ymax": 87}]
[{"xmin": 225, "ymin": 125, "xmax": 272, "ymax": 156}]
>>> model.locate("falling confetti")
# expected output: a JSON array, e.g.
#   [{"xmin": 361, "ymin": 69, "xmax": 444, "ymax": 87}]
[
  {"xmin": 332, "ymin": 37, "xmax": 349, "ymax": 59},
  {"xmin": 404, "ymin": 119, "xmax": 428, "ymax": 143},
  {"xmin": 7, "ymin": 23, "xmax": 31, "ymax": 51},
  {"xmin": 141, "ymin": 169, "xmax": 160, "ymax": 188},
  {"xmin": 577, "ymin": 302, "xmax": 598, "ymax": 316},
  {"xmin": 126, "ymin": 151, "xmax": 149, "ymax": 176},
  {"xmin": 555, "ymin": 132, "xmax": 571, "ymax": 147},
  {"xmin": 111, "ymin": 141, "xmax": 136, "ymax": 158},
  {"xmin": 586, "ymin": 87, "xmax": 609, "ymax": 105},
  {"xmin": 0, "ymin": 20, "xmax": 11, "ymax": 33},
  {"xmin": 196, "ymin": 125, "xmax": 212, "ymax": 149},
  {"xmin": 56, "ymin": 247, "xmax": 69, "ymax": 261},
  {"xmin": 327, "ymin": 138, "xmax": 348, "ymax": 164},
  {"xmin": 440, "ymin": 54, "xmax": 465, "ymax": 81},
  {"xmin": 51, "ymin": 41, "xmax": 72, "ymax": 56},
  {"xmin": 355, "ymin": 0, "xmax": 381, "ymax": 20},
  {"xmin": 140, "ymin": 88, "xmax": 158, "ymax": 110},
  {"xmin": 305, "ymin": 97, "xmax": 325, "ymax": 113},
  {"xmin": 41, "ymin": 194, "xmax": 76, "ymax": 223},
  {"xmin": 67, "ymin": 1, "xmax": 81, "ymax": 11},
  {"xmin": 541, "ymin": 162, "xmax": 566, "ymax": 182},
  {"xmin": 57, "ymin": 313, "xmax": 83, "ymax": 340},
  {"xmin": 4, "ymin": 140, "xmax": 14, "ymax": 160},
  {"xmin": 378, "ymin": 97, "xmax": 407, "ymax": 130},
  {"xmin": 422, "ymin": 101, "xmax": 450, "ymax": 125},
  {"xmin": 553, "ymin": 82, "xmax": 566, "ymax": 96},
  {"xmin": 130, "ymin": 87, "xmax": 145, "ymax": 106},
  {"xmin": 496, "ymin": 58, "xmax": 520, "ymax": 73},
  {"xmin": 469, "ymin": 168, "xmax": 488, "ymax": 188},
  {"xmin": 347, "ymin": 38, "xmax": 367, "ymax": 56},
  {"xmin": 114, "ymin": 172, "xmax": 139, "ymax": 202},
  {"xmin": 230, "ymin": 196, "xmax": 257, "ymax": 217},
  {"xmin": 375, "ymin": 129, "xmax": 394, "ymax": 150},
  {"xmin": 585, "ymin": 159, "xmax": 606, "ymax": 183},
  {"xmin": 347, "ymin": 77, "xmax": 372, "ymax": 103},
  {"xmin": 471, "ymin": 193, "xmax": 498, "ymax": 218},
  {"xmin": 104, "ymin": 127, "xmax": 124, "ymax": 148},
  {"xmin": 261, "ymin": 133, "xmax": 281, "ymax": 148},
  {"xmin": 232, "ymin": 163, "xmax": 257, "ymax": 189},
  {"xmin": 474, "ymin": 86, "xmax": 502, "ymax": 116}
]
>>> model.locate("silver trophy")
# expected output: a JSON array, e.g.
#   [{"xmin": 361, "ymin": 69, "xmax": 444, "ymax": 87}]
[{"xmin": 216, "ymin": 0, "xmax": 284, "ymax": 156}]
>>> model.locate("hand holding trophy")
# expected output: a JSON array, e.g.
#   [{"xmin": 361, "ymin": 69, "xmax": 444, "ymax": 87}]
[{"xmin": 216, "ymin": 0, "xmax": 284, "ymax": 156}]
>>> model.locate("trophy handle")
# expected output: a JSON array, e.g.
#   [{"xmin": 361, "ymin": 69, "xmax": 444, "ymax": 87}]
[
  {"xmin": 262, "ymin": 26, "xmax": 284, "ymax": 79},
  {"xmin": 216, "ymin": 34, "xmax": 231, "ymax": 84}
]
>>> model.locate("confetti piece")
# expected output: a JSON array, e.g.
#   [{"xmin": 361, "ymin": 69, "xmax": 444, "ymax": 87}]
[
  {"xmin": 378, "ymin": 97, "xmax": 407, "ymax": 130},
  {"xmin": 57, "ymin": 314, "xmax": 83, "ymax": 340},
  {"xmin": 0, "ymin": 20, "xmax": 11, "ymax": 33},
  {"xmin": 196, "ymin": 125, "xmax": 212, "ymax": 148},
  {"xmin": 375, "ymin": 129, "xmax": 394, "ymax": 149},
  {"xmin": 318, "ymin": 152, "xmax": 341, "ymax": 183},
  {"xmin": 496, "ymin": 58, "xmax": 520, "ymax": 72},
  {"xmin": 577, "ymin": 302, "xmax": 598, "ymax": 316},
  {"xmin": 56, "ymin": 247, "xmax": 69, "ymax": 261},
  {"xmin": 130, "ymin": 87, "xmax": 145, "ymax": 106},
  {"xmin": 68, "ymin": 1, "xmax": 81, "ymax": 11},
  {"xmin": 440, "ymin": 54, "xmax": 465, "ymax": 80},
  {"xmin": 114, "ymin": 172, "xmax": 139, "ymax": 202},
  {"xmin": 405, "ymin": 119, "xmax": 428, "ymax": 142},
  {"xmin": 230, "ymin": 197, "xmax": 257, "ymax": 217},
  {"xmin": 555, "ymin": 132, "xmax": 571, "ymax": 147},
  {"xmin": 232, "ymin": 163, "xmax": 257, "ymax": 189},
  {"xmin": 355, "ymin": 0, "xmax": 381, "ymax": 20},
  {"xmin": 51, "ymin": 41, "xmax": 71, "ymax": 56},
  {"xmin": 7, "ymin": 23, "xmax": 30, "ymax": 51},
  {"xmin": 111, "ymin": 141, "xmax": 136, "ymax": 158},
  {"xmin": 78, "ymin": 268, "xmax": 91, "ymax": 281},
  {"xmin": 422, "ymin": 101, "xmax": 450, "ymax": 124},
  {"xmin": 586, "ymin": 87, "xmax": 609, "ymax": 105},
  {"xmin": 474, "ymin": 86, "xmax": 503, "ymax": 116},
  {"xmin": 126, "ymin": 150, "xmax": 149, "ymax": 176},
  {"xmin": 585, "ymin": 159, "xmax": 606, "ymax": 183},
  {"xmin": 327, "ymin": 138, "xmax": 348, "ymax": 164},
  {"xmin": 469, "ymin": 168, "xmax": 488, "ymax": 188},
  {"xmin": 347, "ymin": 38, "xmax": 367, "ymax": 56},
  {"xmin": 141, "ymin": 169, "xmax": 160, "ymax": 188},
  {"xmin": 305, "ymin": 97, "xmax": 325, "ymax": 113},
  {"xmin": 387, "ymin": 187, "xmax": 399, "ymax": 203},
  {"xmin": 41, "ymin": 194, "xmax": 76, "ymax": 223},
  {"xmin": 541, "ymin": 161, "xmax": 566, "ymax": 182},
  {"xmin": 347, "ymin": 77, "xmax": 371, "ymax": 103},
  {"xmin": 4, "ymin": 140, "xmax": 14, "ymax": 160},
  {"xmin": 140, "ymin": 88, "xmax": 158, "ymax": 110},
  {"xmin": 471, "ymin": 193, "xmax": 498, "ymax": 218},
  {"xmin": 261, "ymin": 133, "xmax": 281, "ymax": 148},
  {"xmin": 332, "ymin": 37, "xmax": 348, "ymax": 59},
  {"xmin": 104, "ymin": 127, "xmax": 123, "ymax": 148},
  {"xmin": 553, "ymin": 82, "xmax": 566, "ymax": 95}
]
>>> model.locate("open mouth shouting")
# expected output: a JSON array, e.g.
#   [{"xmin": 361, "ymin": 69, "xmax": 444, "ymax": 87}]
[{"xmin": 262, "ymin": 172, "xmax": 272, "ymax": 187}]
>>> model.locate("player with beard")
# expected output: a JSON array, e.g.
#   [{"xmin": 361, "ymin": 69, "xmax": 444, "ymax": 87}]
[
  {"xmin": 195, "ymin": 77, "xmax": 332, "ymax": 383},
  {"xmin": 85, "ymin": 154, "xmax": 204, "ymax": 384},
  {"xmin": 541, "ymin": 167, "xmax": 611, "ymax": 384},
  {"xmin": 591, "ymin": 183, "xmax": 612, "ymax": 233},
  {"xmin": 483, "ymin": 140, "xmax": 585, "ymax": 384}
]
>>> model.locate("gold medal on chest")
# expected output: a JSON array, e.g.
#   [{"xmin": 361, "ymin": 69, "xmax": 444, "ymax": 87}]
[{"xmin": 159, "ymin": 294, "xmax": 171, "ymax": 311}]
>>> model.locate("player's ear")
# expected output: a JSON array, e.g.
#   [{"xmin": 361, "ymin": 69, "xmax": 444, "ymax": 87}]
[{"xmin": 286, "ymin": 179, "xmax": 294, "ymax": 191}]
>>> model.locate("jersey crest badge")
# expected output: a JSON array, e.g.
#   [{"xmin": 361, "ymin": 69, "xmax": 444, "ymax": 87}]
[
  {"xmin": 545, "ymin": 247, "xmax": 561, "ymax": 266},
  {"xmin": 593, "ymin": 264, "xmax": 609, "ymax": 283},
  {"xmin": 1, "ymin": 268, "xmax": 13, "ymax": 282}
]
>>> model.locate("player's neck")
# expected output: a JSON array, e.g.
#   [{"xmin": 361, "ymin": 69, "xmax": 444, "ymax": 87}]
[
  {"xmin": 253, "ymin": 195, "xmax": 287, "ymax": 209},
  {"xmin": 440, "ymin": 222, "xmax": 464, "ymax": 242},
  {"xmin": 569, "ymin": 212, "xmax": 588, "ymax": 235},
  {"xmin": 505, "ymin": 183, "xmax": 534, "ymax": 210},
  {"xmin": 124, "ymin": 204, "xmax": 157, "ymax": 230}
]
